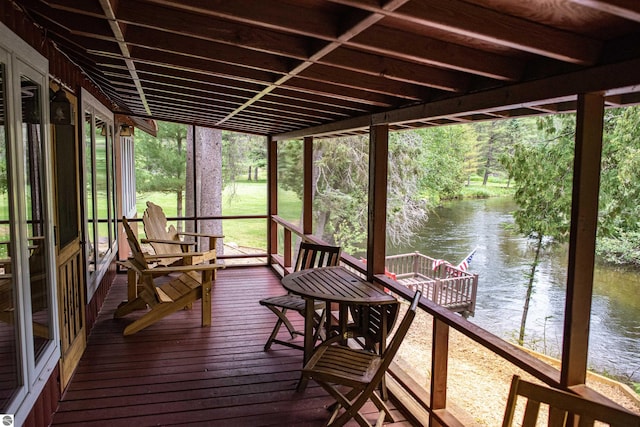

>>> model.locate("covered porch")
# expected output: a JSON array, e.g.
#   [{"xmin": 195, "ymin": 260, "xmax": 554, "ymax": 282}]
[
  {"xmin": 1, "ymin": 1, "xmax": 640, "ymax": 426},
  {"xmin": 51, "ymin": 266, "xmax": 414, "ymax": 426}
]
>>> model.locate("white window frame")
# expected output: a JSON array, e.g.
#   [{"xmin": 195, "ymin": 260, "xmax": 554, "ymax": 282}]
[
  {"xmin": 81, "ymin": 89, "xmax": 117, "ymax": 300},
  {"xmin": 1, "ymin": 21, "xmax": 60, "ymax": 426}
]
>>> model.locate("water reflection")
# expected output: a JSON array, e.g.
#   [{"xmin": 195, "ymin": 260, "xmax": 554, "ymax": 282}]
[{"xmin": 388, "ymin": 197, "xmax": 640, "ymax": 382}]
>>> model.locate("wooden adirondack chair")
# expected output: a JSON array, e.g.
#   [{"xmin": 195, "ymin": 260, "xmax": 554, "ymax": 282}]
[
  {"xmin": 142, "ymin": 201, "xmax": 223, "ymax": 268},
  {"xmin": 114, "ymin": 217, "xmax": 223, "ymax": 336}
]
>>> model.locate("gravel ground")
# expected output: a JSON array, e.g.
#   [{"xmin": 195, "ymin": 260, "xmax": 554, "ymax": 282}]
[{"xmin": 394, "ymin": 307, "xmax": 640, "ymax": 426}]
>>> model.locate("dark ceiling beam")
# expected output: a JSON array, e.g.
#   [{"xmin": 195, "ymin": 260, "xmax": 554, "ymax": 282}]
[
  {"xmin": 285, "ymin": 78, "xmax": 398, "ymax": 108},
  {"xmin": 124, "ymin": 26, "xmax": 293, "ymax": 75},
  {"xmin": 134, "ymin": 62, "xmax": 266, "ymax": 93},
  {"xmin": 569, "ymin": 0, "xmax": 640, "ymax": 23},
  {"xmin": 350, "ymin": 26, "xmax": 524, "ymax": 81},
  {"xmin": 319, "ymin": 48, "xmax": 469, "ymax": 92},
  {"xmin": 42, "ymin": 0, "xmax": 105, "ymax": 18},
  {"xmin": 269, "ymin": 87, "xmax": 372, "ymax": 114},
  {"xmin": 141, "ymin": 0, "xmax": 340, "ymax": 39},
  {"xmin": 274, "ymin": 56, "xmax": 640, "ymax": 140},
  {"xmin": 127, "ymin": 48, "xmax": 280, "ymax": 86},
  {"xmin": 116, "ymin": 0, "xmax": 312, "ymax": 59},
  {"xmin": 133, "ymin": 69, "xmax": 357, "ymax": 119},
  {"xmin": 214, "ymin": 0, "xmax": 412, "ymax": 126},
  {"xmin": 297, "ymin": 64, "xmax": 430, "ymax": 100},
  {"xmin": 329, "ymin": 0, "xmax": 602, "ymax": 65}
]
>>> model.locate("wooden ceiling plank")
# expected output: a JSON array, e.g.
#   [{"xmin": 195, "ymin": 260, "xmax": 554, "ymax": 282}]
[
  {"xmin": 570, "ymin": 0, "xmax": 640, "ymax": 23},
  {"xmin": 125, "ymin": 25, "xmax": 292, "ymax": 75},
  {"xmin": 129, "ymin": 48, "xmax": 278, "ymax": 86},
  {"xmin": 286, "ymin": 78, "xmax": 397, "ymax": 108},
  {"xmin": 141, "ymin": 0, "xmax": 339, "ymax": 39},
  {"xmin": 330, "ymin": 0, "xmax": 601, "ymax": 64},
  {"xmin": 116, "ymin": 0, "xmax": 311, "ymax": 60},
  {"xmin": 20, "ymin": 0, "xmax": 113, "ymax": 37},
  {"xmin": 320, "ymin": 47, "xmax": 469, "ymax": 92},
  {"xmin": 298, "ymin": 63, "xmax": 431, "ymax": 100},
  {"xmin": 134, "ymin": 62, "xmax": 266, "ymax": 93},
  {"xmin": 269, "ymin": 88, "xmax": 372, "ymax": 113},
  {"xmin": 215, "ymin": 0, "xmax": 412, "ymax": 126},
  {"xmin": 350, "ymin": 26, "xmax": 524, "ymax": 81}
]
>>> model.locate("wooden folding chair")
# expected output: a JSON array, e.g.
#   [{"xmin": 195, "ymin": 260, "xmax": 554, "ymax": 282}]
[
  {"xmin": 502, "ymin": 375, "xmax": 640, "ymax": 427},
  {"xmin": 114, "ymin": 217, "xmax": 223, "ymax": 336},
  {"xmin": 259, "ymin": 241, "xmax": 341, "ymax": 351},
  {"xmin": 301, "ymin": 291, "xmax": 421, "ymax": 427}
]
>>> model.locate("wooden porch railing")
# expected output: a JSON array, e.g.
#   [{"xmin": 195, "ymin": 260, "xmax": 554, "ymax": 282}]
[{"xmin": 269, "ymin": 215, "xmax": 629, "ymax": 427}]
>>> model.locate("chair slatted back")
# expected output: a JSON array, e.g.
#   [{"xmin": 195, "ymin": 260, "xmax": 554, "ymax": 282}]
[
  {"xmin": 294, "ymin": 241, "xmax": 341, "ymax": 272},
  {"xmin": 379, "ymin": 291, "xmax": 419, "ymax": 366},
  {"xmin": 122, "ymin": 217, "xmax": 150, "ymax": 270},
  {"xmin": 358, "ymin": 291, "xmax": 420, "ymax": 397},
  {"xmin": 502, "ymin": 375, "xmax": 640, "ymax": 427},
  {"xmin": 142, "ymin": 201, "xmax": 182, "ymax": 257},
  {"xmin": 350, "ymin": 302, "xmax": 400, "ymax": 348}
]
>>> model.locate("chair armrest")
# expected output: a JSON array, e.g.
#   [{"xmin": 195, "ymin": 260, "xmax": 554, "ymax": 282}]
[
  {"xmin": 147, "ymin": 262, "xmax": 225, "ymax": 274},
  {"xmin": 144, "ymin": 251, "xmax": 212, "ymax": 260},
  {"xmin": 141, "ymin": 238, "xmax": 196, "ymax": 246},
  {"xmin": 176, "ymin": 231, "xmax": 224, "ymax": 239}
]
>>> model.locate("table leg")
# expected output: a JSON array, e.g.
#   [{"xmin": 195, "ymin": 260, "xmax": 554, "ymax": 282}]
[
  {"xmin": 339, "ymin": 304, "xmax": 348, "ymax": 345},
  {"xmin": 380, "ymin": 307, "xmax": 389, "ymax": 400},
  {"xmin": 297, "ymin": 296, "xmax": 315, "ymax": 392}
]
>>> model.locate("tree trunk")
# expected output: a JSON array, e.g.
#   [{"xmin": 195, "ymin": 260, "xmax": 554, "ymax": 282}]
[
  {"xmin": 185, "ymin": 126, "xmax": 195, "ymax": 233},
  {"xmin": 197, "ymin": 127, "xmax": 224, "ymax": 253},
  {"xmin": 254, "ymin": 166, "xmax": 258, "ymax": 181},
  {"xmin": 519, "ymin": 233, "xmax": 543, "ymax": 345},
  {"xmin": 483, "ymin": 135, "xmax": 495, "ymax": 186},
  {"xmin": 248, "ymin": 166, "xmax": 252, "ymax": 181},
  {"xmin": 176, "ymin": 190, "xmax": 183, "ymax": 233}
]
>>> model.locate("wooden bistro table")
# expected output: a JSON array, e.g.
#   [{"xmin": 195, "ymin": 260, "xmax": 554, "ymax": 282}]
[{"xmin": 281, "ymin": 266, "xmax": 397, "ymax": 369}]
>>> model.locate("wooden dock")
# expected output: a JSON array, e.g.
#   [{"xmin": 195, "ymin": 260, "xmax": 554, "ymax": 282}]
[{"xmin": 385, "ymin": 252, "xmax": 478, "ymax": 317}]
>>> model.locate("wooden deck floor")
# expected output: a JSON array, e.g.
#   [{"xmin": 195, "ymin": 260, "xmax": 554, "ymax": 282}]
[{"xmin": 51, "ymin": 266, "xmax": 414, "ymax": 426}]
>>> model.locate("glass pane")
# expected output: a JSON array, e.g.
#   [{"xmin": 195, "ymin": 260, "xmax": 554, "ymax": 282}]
[
  {"xmin": 95, "ymin": 116, "xmax": 108, "ymax": 262},
  {"xmin": 312, "ymin": 136, "xmax": 369, "ymax": 255},
  {"xmin": 276, "ymin": 140, "xmax": 302, "ymax": 225},
  {"xmin": 221, "ymin": 132, "xmax": 267, "ymax": 216},
  {"xmin": 108, "ymin": 125, "xmax": 116, "ymax": 246},
  {"xmin": 0, "ymin": 64, "xmax": 22, "ymax": 411},
  {"xmin": 20, "ymin": 75, "xmax": 51, "ymax": 360},
  {"xmin": 85, "ymin": 110, "xmax": 95, "ymax": 273}
]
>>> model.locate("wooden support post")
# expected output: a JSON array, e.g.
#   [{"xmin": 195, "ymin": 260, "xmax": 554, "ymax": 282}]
[
  {"xmin": 303, "ymin": 136, "xmax": 313, "ymax": 236},
  {"xmin": 430, "ymin": 318, "xmax": 449, "ymax": 427},
  {"xmin": 366, "ymin": 124, "xmax": 389, "ymax": 282},
  {"xmin": 267, "ymin": 136, "xmax": 278, "ymax": 261},
  {"xmin": 561, "ymin": 92, "xmax": 604, "ymax": 387},
  {"xmin": 284, "ymin": 228, "xmax": 292, "ymax": 270}
]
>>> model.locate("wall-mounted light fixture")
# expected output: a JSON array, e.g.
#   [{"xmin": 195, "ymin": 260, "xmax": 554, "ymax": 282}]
[
  {"xmin": 50, "ymin": 88, "xmax": 72, "ymax": 125},
  {"xmin": 119, "ymin": 124, "xmax": 132, "ymax": 136}
]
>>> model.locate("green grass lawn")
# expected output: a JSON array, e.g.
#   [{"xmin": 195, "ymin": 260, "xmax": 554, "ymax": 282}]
[{"xmin": 136, "ymin": 179, "xmax": 301, "ymax": 249}]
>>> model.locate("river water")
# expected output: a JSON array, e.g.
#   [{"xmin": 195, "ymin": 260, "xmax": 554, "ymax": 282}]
[{"xmin": 388, "ymin": 197, "xmax": 640, "ymax": 382}]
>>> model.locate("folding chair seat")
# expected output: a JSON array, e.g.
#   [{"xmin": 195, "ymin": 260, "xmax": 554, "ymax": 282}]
[
  {"xmin": 301, "ymin": 291, "xmax": 421, "ymax": 427},
  {"xmin": 259, "ymin": 241, "xmax": 341, "ymax": 351}
]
